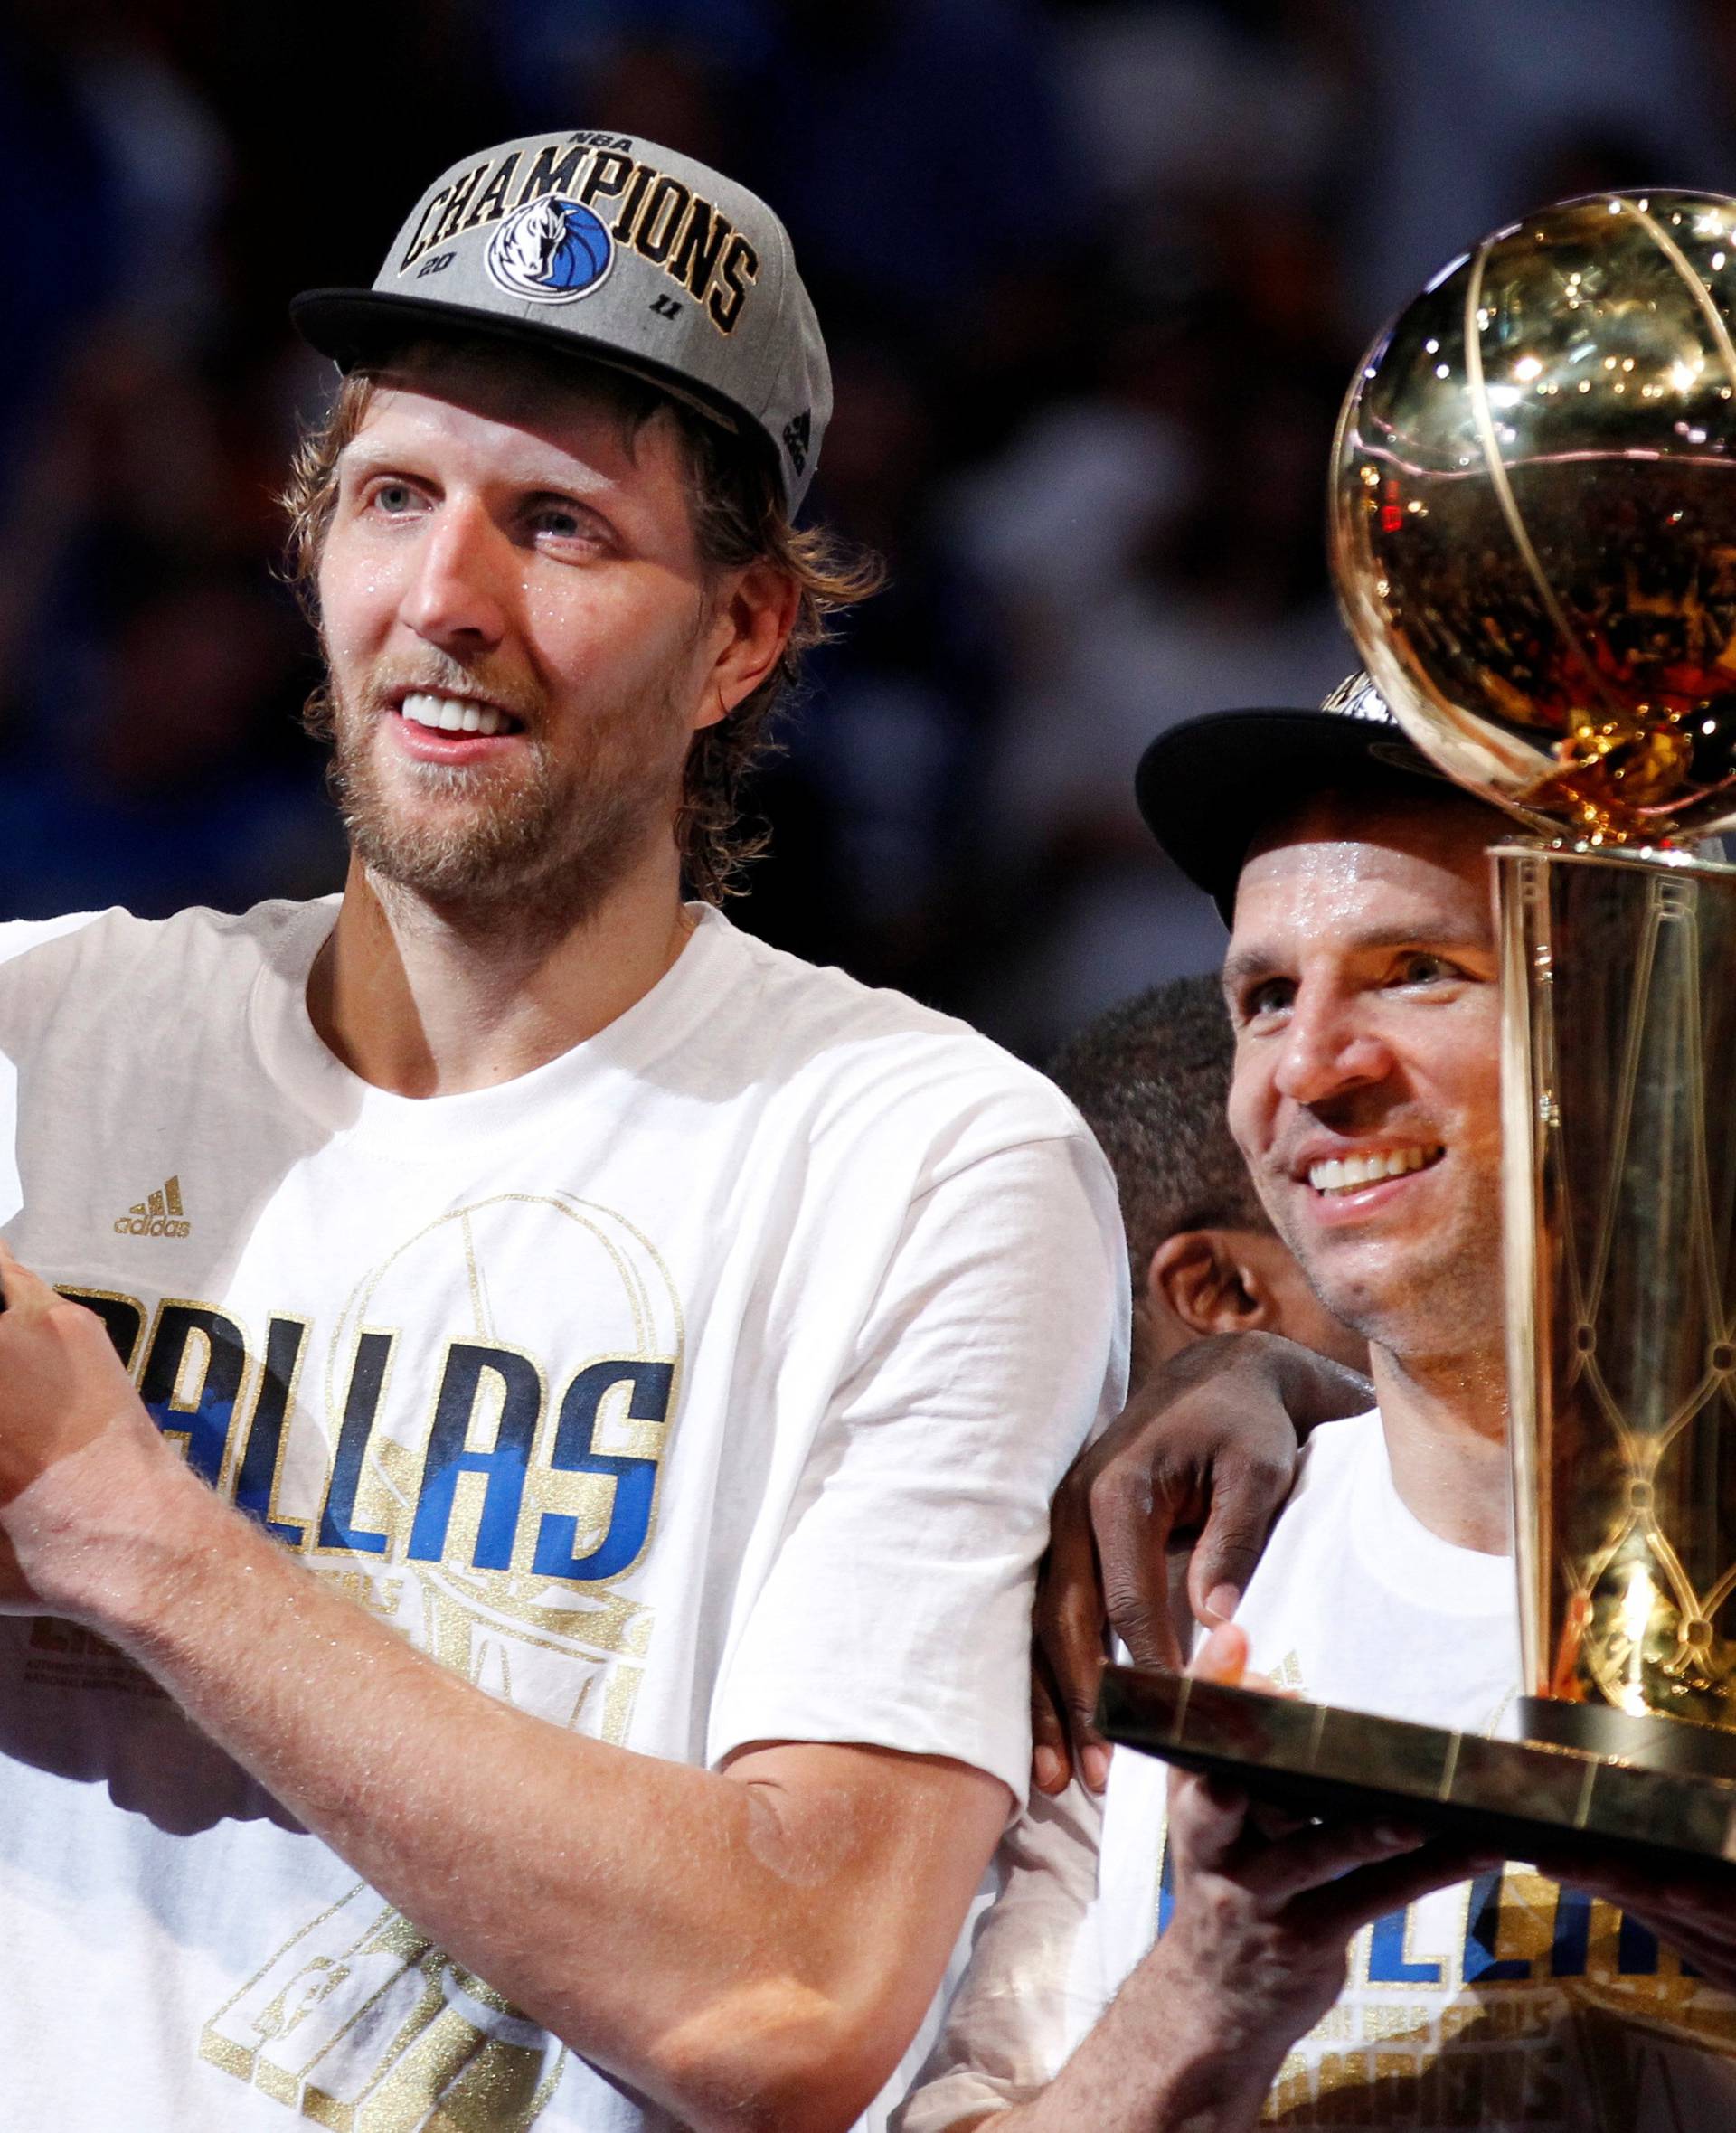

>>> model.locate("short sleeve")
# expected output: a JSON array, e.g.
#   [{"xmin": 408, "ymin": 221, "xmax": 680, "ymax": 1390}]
[
  {"xmin": 706, "ymin": 1128, "xmax": 1127, "ymax": 1805},
  {"xmin": 0, "ymin": 913, "xmax": 106, "ymax": 971},
  {"xmin": 0, "ymin": 913, "xmax": 106, "ymax": 1229}
]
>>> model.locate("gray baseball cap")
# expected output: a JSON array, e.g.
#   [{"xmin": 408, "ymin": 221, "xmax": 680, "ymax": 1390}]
[{"xmin": 292, "ymin": 129, "xmax": 831, "ymax": 510}]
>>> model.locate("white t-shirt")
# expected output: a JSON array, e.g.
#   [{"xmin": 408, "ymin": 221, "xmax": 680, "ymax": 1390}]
[
  {"xmin": 900, "ymin": 1411, "xmax": 1736, "ymax": 2131},
  {"xmin": 0, "ymin": 897, "xmax": 1127, "ymax": 2133}
]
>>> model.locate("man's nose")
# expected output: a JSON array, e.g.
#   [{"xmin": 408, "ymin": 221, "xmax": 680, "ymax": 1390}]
[
  {"xmin": 399, "ymin": 499, "xmax": 511, "ymax": 652},
  {"xmin": 1273, "ymin": 993, "xmax": 1392, "ymax": 1107}
]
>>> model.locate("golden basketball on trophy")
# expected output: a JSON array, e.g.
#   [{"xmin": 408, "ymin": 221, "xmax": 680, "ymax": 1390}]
[
  {"xmin": 1334, "ymin": 188, "xmax": 1736, "ymax": 845},
  {"xmin": 1104, "ymin": 191, "xmax": 1736, "ymax": 1861}
]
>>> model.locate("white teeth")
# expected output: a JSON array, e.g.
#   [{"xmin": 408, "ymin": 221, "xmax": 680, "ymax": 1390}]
[
  {"xmin": 1308, "ymin": 1147, "xmax": 1441, "ymax": 1194},
  {"xmin": 401, "ymin": 692, "xmax": 510, "ymax": 738}
]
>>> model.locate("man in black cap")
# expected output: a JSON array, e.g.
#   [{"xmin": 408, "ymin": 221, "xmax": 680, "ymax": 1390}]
[
  {"xmin": 0, "ymin": 135, "xmax": 1124, "ymax": 2132},
  {"xmin": 900, "ymin": 675, "xmax": 1736, "ymax": 2133}
]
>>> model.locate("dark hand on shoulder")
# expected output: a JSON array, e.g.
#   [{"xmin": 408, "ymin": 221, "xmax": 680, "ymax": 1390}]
[{"xmin": 1032, "ymin": 1332, "xmax": 1371, "ymax": 1794}]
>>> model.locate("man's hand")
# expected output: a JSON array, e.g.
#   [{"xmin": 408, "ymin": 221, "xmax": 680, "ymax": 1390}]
[
  {"xmin": 0, "ymin": 1242, "xmax": 184, "ymax": 1609},
  {"xmin": 1001, "ymin": 1625, "xmax": 1491, "ymax": 2133},
  {"xmin": 1032, "ymin": 1333, "xmax": 1371, "ymax": 1794},
  {"xmin": 1154, "ymin": 1627, "xmax": 1489, "ymax": 2078}
]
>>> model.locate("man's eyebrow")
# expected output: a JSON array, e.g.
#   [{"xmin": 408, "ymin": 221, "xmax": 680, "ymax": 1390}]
[
  {"xmin": 1222, "ymin": 920, "xmax": 1494, "ymax": 990},
  {"xmin": 335, "ymin": 441, "xmax": 399, "ymax": 477},
  {"xmin": 1221, "ymin": 945, "xmax": 1279, "ymax": 992},
  {"xmin": 1220, "ymin": 947, "xmax": 1279, "ymax": 994},
  {"xmin": 336, "ymin": 438, "xmax": 606, "ymax": 499}
]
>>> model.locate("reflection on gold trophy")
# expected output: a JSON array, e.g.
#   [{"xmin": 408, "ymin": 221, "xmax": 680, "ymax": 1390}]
[{"xmin": 1331, "ymin": 187, "xmax": 1736, "ymax": 1772}]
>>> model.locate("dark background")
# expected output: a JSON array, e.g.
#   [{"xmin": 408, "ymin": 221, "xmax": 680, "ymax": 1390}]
[{"xmin": 6, "ymin": 0, "xmax": 1736, "ymax": 1059}]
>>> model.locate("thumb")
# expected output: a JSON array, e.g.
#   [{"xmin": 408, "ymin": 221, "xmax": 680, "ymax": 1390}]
[
  {"xmin": 1185, "ymin": 1452, "xmax": 1290, "ymax": 1629},
  {"xmin": 1189, "ymin": 1619, "xmax": 1250, "ymax": 1685},
  {"xmin": 0, "ymin": 1241, "xmax": 57, "ymax": 1321}
]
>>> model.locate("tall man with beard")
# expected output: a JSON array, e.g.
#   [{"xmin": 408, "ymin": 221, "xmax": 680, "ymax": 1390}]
[
  {"xmin": 0, "ymin": 137, "xmax": 1124, "ymax": 2133},
  {"xmin": 901, "ymin": 678, "xmax": 1736, "ymax": 2133}
]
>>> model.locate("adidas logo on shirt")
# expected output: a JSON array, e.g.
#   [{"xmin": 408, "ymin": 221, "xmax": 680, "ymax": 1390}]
[{"xmin": 114, "ymin": 1175, "xmax": 191, "ymax": 1239}]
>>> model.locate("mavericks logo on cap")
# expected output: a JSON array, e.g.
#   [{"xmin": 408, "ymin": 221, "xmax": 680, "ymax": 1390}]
[
  {"xmin": 397, "ymin": 139, "xmax": 763, "ymax": 335},
  {"xmin": 486, "ymin": 194, "xmax": 614, "ymax": 304}
]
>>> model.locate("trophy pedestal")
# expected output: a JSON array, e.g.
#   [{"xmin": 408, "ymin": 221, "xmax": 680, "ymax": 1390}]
[
  {"xmin": 1517, "ymin": 1694, "xmax": 1736, "ymax": 1779},
  {"xmin": 1099, "ymin": 1665, "xmax": 1736, "ymax": 1873}
]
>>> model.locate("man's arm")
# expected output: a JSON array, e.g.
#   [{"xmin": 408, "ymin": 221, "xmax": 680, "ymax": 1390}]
[
  {"xmin": 0, "ymin": 1250, "xmax": 1006, "ymax": 2133},
  {"xmin": 1033, "ymin": 1334, "xmax": 1372, "ymax": 1793}
]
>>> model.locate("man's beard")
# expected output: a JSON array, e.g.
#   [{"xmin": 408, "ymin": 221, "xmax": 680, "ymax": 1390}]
[
  {"xmin": 1269, "ymin": 1174, "xmax": 1505, "ymax": 1372},
  {"xmin": 324, "ymin": 661, "xmax": 689, "ymax": 934}
]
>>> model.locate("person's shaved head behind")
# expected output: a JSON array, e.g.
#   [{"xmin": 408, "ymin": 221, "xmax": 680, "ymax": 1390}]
[{"xmin": 1051, "ymin": 975, "xmax": 1364, "ymax": 1386}]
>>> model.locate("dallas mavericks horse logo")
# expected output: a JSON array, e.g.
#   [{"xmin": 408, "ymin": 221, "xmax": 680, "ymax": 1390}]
[{"xmin": 486, "ymin": 194, "xmax": 614, "ymax": 304}]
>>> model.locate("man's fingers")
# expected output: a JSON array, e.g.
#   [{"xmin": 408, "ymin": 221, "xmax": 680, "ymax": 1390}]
[
  {"xmin": 1090, "ymin": 1461, "xmax": 1183, "ymax": 1674},
  {"xmin": 1299, "ymin": 1838, "xmax": 1499, "ymax": 1943},
  {"xmin": 1185, "ymin": 1626, "xmax": 1297, "ymax": 1712},
  {"xmin": 0, "ymin": 1242, "xmax": 60, "ymax": 1324},
  {"xmin": 1033, "ymin": 1488, "xmax": 1113, "ymax": 1792},
  {"xmin": 1246, "ymin": 1798, "xmax": 1318, "ymax": 1843},
  {"xmin": 1238, "ymin": 1814, "xmax": 1430, "ymax": 1905},
  {"xmin": 1030, "ymin": 1652, "xmax": 1072, "ymax": 1796},
  {"xmin": 1168, "ymin": 1765, "xmax": 1250, "ymax": 1868},
  {"xmin": 1188, "ymin": 1620, "xmax": 1249, "ymax": 1686},
  {"xmin": 1185, "ymin": 1450, "xmax": 1294, "ymax": 1628}
]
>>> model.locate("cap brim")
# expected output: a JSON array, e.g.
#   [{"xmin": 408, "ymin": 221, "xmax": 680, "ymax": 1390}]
[
  {"xmin": 1136, "ymin": 709, "xmax": 1436, "ymax": 924},
  {"xmin": 290, "ymin": 287, "xmax": 748, "ymax": 438}
]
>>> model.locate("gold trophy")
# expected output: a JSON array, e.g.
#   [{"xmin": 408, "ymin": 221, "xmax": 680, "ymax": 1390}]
[{"xmin": 1101, "ymin": 191, "xmax": 1736, "ymax": 1864}]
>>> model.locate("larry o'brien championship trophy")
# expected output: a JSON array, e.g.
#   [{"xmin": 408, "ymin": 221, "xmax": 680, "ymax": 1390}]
[{"xmin": 1102, "ymin": 190, "xmax": 1736, "ymax": 1870}]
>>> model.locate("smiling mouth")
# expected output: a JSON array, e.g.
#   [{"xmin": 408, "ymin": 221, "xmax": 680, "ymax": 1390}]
[
  {"xmin": 397, "ymin": 691, "xmax": 524, "ymax": 739},
  {"xmin": 1307, "ymin": 1146, "xmax": 1444, "ymax": 1196}
]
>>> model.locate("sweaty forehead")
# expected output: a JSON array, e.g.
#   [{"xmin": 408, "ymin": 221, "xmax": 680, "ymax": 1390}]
[
  {"xmin": 349, "ymin": 348, "xmax": 680, "ymax": 484},
  {"xmin": 1230, "ymin": 790, "xmax": 1500, "ymax": 956}
]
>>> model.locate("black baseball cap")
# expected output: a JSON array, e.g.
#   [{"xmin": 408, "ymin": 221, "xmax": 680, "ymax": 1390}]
[
  {"xmin": 292, "ymin": 130, "xmax": 830, "ymax": 511},
  {"xmin": 1136, "ymin": 672, "xmax": 1442, "ymax": 924}
]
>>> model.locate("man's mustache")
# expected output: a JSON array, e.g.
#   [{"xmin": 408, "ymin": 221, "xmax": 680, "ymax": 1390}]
[
  {"xmin": 1269, "ymin": 1115, "xmax": 1446, "ymax": 1179},
  {"xmin": 357, "ymin": 665, "xmax": 547, "ymax": 731}
]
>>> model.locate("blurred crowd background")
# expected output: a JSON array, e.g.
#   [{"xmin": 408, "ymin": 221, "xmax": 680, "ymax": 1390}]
[{"xmin": 7, "ymin": 0, "xmax": 1736, "ymax": 1059}]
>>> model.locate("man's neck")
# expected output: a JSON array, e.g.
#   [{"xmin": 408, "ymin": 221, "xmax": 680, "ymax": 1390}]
[
  {"xmin": 307, "ymin": 845, "xmax": 695, "ymax": 1098},
  {"xmin": 1368, "ymin": 1343, "xmax": 1511, "ymax": 1555}
]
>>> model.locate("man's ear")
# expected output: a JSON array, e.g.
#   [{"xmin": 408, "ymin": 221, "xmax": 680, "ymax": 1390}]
[
  {"xmin": 695, "ymin": 562, "xmax": 799, "ymax": 732},
  {"xmin": 1147, "ymin": 1230, "xmax": 1276, "ymax": 1340}
]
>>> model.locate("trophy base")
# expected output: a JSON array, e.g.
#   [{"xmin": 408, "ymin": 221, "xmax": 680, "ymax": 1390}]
[
  {"xmin": 1518, "ymin": 1695, "xmax": 1736, "ymax": 1781},
  {"xmin": 1099, "ymin": 1666, "xmax": 1736, "ymax": 1873}
]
